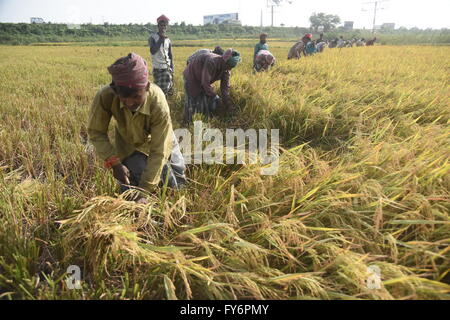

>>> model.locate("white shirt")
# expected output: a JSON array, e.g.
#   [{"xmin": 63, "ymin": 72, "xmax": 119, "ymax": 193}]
[{"xmin": 149, "ymin": 32, "xmax": 172, "ymax": 70}]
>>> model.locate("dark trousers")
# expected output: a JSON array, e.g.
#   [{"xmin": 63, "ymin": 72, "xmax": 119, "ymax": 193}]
[{"xmin": 119, "ymin": 134, "xmax": 187, "ymax": 193}]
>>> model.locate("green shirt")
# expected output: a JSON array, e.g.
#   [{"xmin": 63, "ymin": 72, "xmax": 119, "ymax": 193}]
[
  {"xmin": 87, "ymin": 84, "xmax": 173, "ymax": 190},
  {"xmin": 254, "ymin": 42, "xmax": 269, "ymax": 61}
]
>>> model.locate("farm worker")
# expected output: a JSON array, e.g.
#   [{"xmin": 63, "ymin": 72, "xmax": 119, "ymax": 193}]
[
  {"xmin": 149, "ymin": 15, "xmax": 174, "ymax": 96},
  {"xmin": 87, "ymin": 53, "xmax": 187, "ymax": 203},
  {"xmin": 187, "ymin": 46, "xmax": 224, "ymax": 65},
  {"xmin": 303, "ymin": 33, "xmax": 313, "ymax": 44},
  {"xmin": 253, "ymin": 50, "xmax": 276, "ymax": 72},
  {"xmin": 305, "ymin": 40, "xmax": 317, "ymax": 55},
  {"xmin": 337, "ymin": 36, "xmax": 346, "ymax": 48},
  {"xmin": 356, "ymin": 38, "xmax": 366, "ymax": 47},
  {"xmin": 254, "ymin": 33, "xmax": 269, "ymax": 67},
  {"xmin": 183, "ymin": 48, "xmax": 241, "ymax": 123},
  {"xmin": 328, "ymin": 38, "xmax": 338, "ymax": 48},
  {"xmin": 318, "ymin": 33, "xmax": 324, "ymax": 43},
  {"xmin": 287, "ymin": 33, "xmax": 312, "ymax": 59},
  {"xmin": 366, "ymin": 37, "xmax": 377, "ymax": 46},
  {"xmin": 348, "ymin": 38, "xmax": 357, "ymax": 47},
  {"xmin": 287, "ymin": 41, "xmax": 303, "ymax": 59},
  {"xmin": 316, "ymin": 40, "xmax": 327, "ymax": 53}
]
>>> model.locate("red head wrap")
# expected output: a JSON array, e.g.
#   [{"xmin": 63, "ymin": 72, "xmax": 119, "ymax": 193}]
[
  {"xmin": 107, "ymin": 53, "xmax": 149, "ymax": 89},
  {"xmin": 157, "ymin": 15, "xmax": 170, "ymax": 23}
]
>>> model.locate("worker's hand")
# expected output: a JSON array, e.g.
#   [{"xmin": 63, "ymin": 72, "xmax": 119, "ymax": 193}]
[{"xmin": 112, "ymin": 164, "xmax": 130, "ymax": 185}]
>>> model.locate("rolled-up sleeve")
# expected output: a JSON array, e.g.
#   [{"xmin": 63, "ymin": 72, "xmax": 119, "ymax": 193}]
[
  {"xmin": 138, "ymin": 89, "xmax": 173, "ymax": 190},
  {"xmin": 87, "ymin": 89, "xmax": 116, "ymax": 161}
]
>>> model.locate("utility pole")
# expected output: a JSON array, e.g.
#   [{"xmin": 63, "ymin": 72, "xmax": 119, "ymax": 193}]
[
  {"xmin": 271, "ymin": 4, "xmax": 274, "ymax": 27},
  {"xmin": 261, "ymin": 9, "xmax": 263, "ymax": 29},
  {"xmin": 362, "ymin": 0, "xmax": 389, "ymax": 34},
  {"xmin": 266, "ymin": 0, "xmax": 294, "ymax": 28},
  {"xmin": 372, "ymin": 1, "xmax": 378, "ymax": 33}
]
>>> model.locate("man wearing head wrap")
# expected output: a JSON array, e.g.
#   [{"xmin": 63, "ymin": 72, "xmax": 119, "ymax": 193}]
[
  {"xmin": 87, "ymin": 53, "xmax": 187, "ymax": 203},
  {"xmin": 287, "ymin": 34, "xmax": 312, "ymax": 60},
  {"xmin": 253, "ymin": 50, "xmax": 276, "ymax": 73},
  {"xmin": 148, "ymin": 15, "xmax": 174, "ymax": 96},
  {"xmin": 183, "ymin": 48, "xmax": 241, "ymax": 123},
  {"xmin": 254, "ymin": 33, "xmax": 269, "ymax": 67}
]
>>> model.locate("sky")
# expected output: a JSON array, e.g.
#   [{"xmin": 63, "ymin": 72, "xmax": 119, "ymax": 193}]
[{"xmin": 0, "ymin": 0, "xmax": 449, "ymax": 29}]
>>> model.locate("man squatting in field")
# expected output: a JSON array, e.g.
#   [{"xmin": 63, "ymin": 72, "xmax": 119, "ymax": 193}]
[
  {"xmin": 149, "ymin": 15, "xmax": 174, "ymax": 96},
  {"xmin": 253, "ymin": 50, "xmax": 276, "ymax": 73},
  {"xmin": 254, "ymin": 33, "xmax": 269, "ymax": 68},
  {"xmin": 253, "ymin": 33, "xmax": 276, "ymax": 73},
  {"xmin": 183, "ymin": 48, "xmax": 241, "ymax": 124},
  {"xmin": 87, "ymin": 53, "xmax": 187, "ymax": 203}
]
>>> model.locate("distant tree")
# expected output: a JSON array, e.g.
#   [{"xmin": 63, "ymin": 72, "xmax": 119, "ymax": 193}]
[
  {"xmin": 0, "ymin": 22, "xmax": 448, "ymax": 45},
  {"xmin": 309, "ymin": 12, "xmax": 341, "ymax": 32}
]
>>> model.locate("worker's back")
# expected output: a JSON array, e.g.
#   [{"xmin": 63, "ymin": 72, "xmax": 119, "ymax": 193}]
[{"xmin": 288, "ymin": 41, "xmax": 305, "ymax": 59}]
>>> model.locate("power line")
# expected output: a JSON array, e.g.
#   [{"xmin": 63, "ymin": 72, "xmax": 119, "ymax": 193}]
[
  {"xmin": 266, "ymin": 0, "xmax": 294, "ymax": 27},
  {"xmin": 362, "ymin": 0, "xmax": 389, "ymax": 33}
]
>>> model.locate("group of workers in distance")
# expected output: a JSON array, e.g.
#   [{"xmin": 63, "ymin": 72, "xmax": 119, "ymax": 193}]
[
  {"xmin": 287, "ymin": 33, "xmax": 377, "ymax": 59},
  {"xmin": 87, "ymin": 14, "xmax": 378, "ymax": 202}
]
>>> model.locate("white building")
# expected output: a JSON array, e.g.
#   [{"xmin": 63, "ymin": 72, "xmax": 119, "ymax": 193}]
[
  {"xmin": 204, "ymin": 13, "xmax": 241, "ymax": 25},
  {"xmin": 30, "ymin": 17, "xmax": 45, "ymax": 24}
]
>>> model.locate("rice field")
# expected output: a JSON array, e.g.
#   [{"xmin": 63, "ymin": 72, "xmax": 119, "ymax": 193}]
[{"xmin": 0, "ymin": 42, "xmax": 449, "ymax": 300}]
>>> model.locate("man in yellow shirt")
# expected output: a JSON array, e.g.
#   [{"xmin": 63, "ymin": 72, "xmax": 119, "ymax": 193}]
[{"xmin": 87, "ymin": 53, "xmax": 186, "ymax": 201}]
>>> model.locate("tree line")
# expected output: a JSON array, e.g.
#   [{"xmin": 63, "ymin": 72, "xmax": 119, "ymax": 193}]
[{"xmin": 0, "ymin": 22, "xmax": 448, "ymax": 45}]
